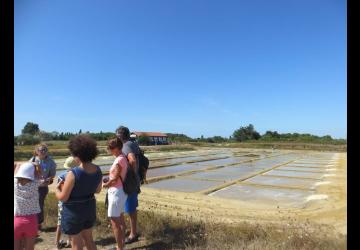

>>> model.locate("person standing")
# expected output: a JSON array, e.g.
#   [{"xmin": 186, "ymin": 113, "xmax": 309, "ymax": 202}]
[
  {"xmin": 30, "ymin": 143, "xmax": 57, "ymax": 230},
  {"xmin": 115, "ymin": 126, "xmax": 140, "ymax": 244},
  {"xmin": 14, "ymin": 162, "xmax": 42, "ymax": 250},
  {"xmin": 102, "ymin": 138, "xmax": 129, "ymax": 250},
  {"xmin": 55, "ymin": 156, "xmax": 79, "ymax": 249},
  {"xmin": 55, "ymin": 135, "xmax": 103, "ymax": 250}
]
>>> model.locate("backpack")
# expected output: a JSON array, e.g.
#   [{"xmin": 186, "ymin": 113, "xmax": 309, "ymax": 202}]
[
  {"xmin": 118, "ymin": 158, "xmax": 140, "ymax": 195},
  {"xmin": 137, "ymin": 148, "xmax": 149, "ymax": 184}
]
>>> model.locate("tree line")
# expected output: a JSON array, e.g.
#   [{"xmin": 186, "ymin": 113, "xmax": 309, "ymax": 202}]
[
  {"xmin": 15, "ymin": 122, "xmax": 116, "ymax": 145},
  {"xmin": 15, "ymin": 122, "xmax": 346, "ymax": 146}
]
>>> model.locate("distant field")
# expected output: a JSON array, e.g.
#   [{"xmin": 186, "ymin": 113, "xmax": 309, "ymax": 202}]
[
  {"xmin": 14, "ymin": 140, "xmax": 346, "ymax": 161},
  {"xmin": 189, "ymin": 141, "xmax": 347, "ymax": 152},
  {"xmin": 14, "ymin": 141, "xmax": 196, "ymax": 161}
]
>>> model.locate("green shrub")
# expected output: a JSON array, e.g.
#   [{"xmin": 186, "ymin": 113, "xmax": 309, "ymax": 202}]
[{"xmin": 16, "ymin": 134, "xmax": 41, "ymax": 145}]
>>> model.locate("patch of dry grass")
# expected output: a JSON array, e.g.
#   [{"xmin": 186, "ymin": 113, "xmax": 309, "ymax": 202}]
[{"xmin": 43, "ymin": 193, "xmax": 346, "ymax": 249}]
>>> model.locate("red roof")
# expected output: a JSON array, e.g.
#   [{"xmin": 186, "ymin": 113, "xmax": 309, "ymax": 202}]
[{"xmin": 132, "ymin": 131, "xmax": 168, "ymax": 137}]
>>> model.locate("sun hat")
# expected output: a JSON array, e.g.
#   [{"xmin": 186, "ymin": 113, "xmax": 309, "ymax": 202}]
[
  {"xmin": 14, "ymin": 162, "xmax": 35, "ymax": 181},
  {"xmin": 63, "ymin": 156, "xmax": 78, "ymax": 169}
]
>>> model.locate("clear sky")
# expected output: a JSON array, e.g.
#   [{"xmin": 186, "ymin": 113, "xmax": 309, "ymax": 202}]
[{"xmin": 14, "ymin": 0, "xmax": 347, "ymax": 139}]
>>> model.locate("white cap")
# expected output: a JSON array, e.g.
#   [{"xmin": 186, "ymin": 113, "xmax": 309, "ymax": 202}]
[{"xmin": 14, "ymin": 162, "xmax": 35, "ymax": 181}]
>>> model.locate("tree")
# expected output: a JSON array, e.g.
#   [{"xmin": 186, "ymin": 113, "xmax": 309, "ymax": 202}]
[
  {"xmin": 166, "ymin": 133, "xmax": 192, "ymax": 143},
  {"xmin": 22, "ymin": 122, "xmax": 40, "ymax": 135},
  {"xmin": 233, "ymin": 124, "xmax": 261, "ymax": 142},
  {"xmin": 51, "ymin": 131, "xmax": 59, "ymax": 140},
  {"xmin": 262, "ymin": 131, "xmax": 280, "ymax": 140},
  {"xmin": 137, "ymin": 136, "xmax": 151, "ymax": 146},
  {"xmin": 211, "ymin": 136, "xmax": 227, "ymax": 143},
  {"xmin": 78, "ymin": 129, "xmax": 82, "ymax": 134},
  {"xmin": 17, "ymin": 134, "xmax": 41, "ymax": 145},
  {"xmin": 39, "ymin": 130, "xmax": 53, "ymax": 140}
]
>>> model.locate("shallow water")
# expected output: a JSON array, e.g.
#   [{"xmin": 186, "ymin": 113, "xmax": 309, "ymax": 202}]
[
  {"xmin": 276, "ymin": 166, "xmax": 328, "ymax": 172},
  {"xmin": 264, "ymin": 169, "xmax": 325, "ymax": 179},
  {"xmin": 285, "ymin": 163, "xmax": 330, "ymax": 168},
  {"xmin": 145, "ymin": 177, "xmax": 222, "ymax": 192},
  {"xmin": 193, "ymin": 157, "xmax": 248, "ymax": 167},
  {"xmin": 209, "ymin": 184, "xmax": 315, "ymax": 208},
  {"xmin": 243, "ymin": 175, "xmax": 318, "ymax": 190},
  {"xmin": 183, "ymin": 166, "xmax": 261, "ymax": 181},
  {"xmin": 146, "ymin": 164, "xmax": 209, "ymax": 178}
]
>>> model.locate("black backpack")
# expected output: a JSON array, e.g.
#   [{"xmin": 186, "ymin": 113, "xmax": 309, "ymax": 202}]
[
  {"xmin": 119, "ymin": 161, "xmax": 140, "ymax": 195},
  {"xmin": 137, "ymin": 148, "xmax": 149, "ymax": 184}
]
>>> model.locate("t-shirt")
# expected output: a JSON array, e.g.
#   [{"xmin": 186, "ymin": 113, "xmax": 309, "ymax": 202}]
[
  {"xmin": 29, "ymin": 156, "xmax": 57, "ymax": 187},
  {"xmin": 14, "ymin": 178, "xmax": 41, "ymax": 216},
  {"xmin": 122, "ymin": 140, "xmax": 140, "ymax": 177},
  {"xmin": 108, "ymin": 155, "xmax": 128, "ymax": 191}
]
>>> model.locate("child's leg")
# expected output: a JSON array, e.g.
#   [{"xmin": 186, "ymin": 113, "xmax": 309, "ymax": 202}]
[
  {"xmin": 110, "ymin": 216, "xmax": 125, "ymax": 249},
  {"xmin": 23, "ymin": 237, "xmax": 35, "ymax": 250},
  {"xmin": 14, "ymin": 239, "xmax": 21, "ymax": 250},
  {"xmin": 120, "ymin": 213, "xmax": 126, "ymax": 248},
  {"xmin": 56, "ymin": 202, "xmax": 63, "ymax": 245},
  {"xmin": 55, "ymin": 225, "xmax": 61, "ymax": 245}
]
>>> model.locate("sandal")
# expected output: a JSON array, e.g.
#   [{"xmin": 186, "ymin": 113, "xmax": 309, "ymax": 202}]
[
  {"xmin": 57, "ymin": 240, "xmax": 65, "ymax": 249},
  {"xmin": 125, "ymin": 234, "xmax": 139, "ymax": 244},
  {"xmin": 64, "ymin": 240, "xmax": 71, "ymax": 248}
]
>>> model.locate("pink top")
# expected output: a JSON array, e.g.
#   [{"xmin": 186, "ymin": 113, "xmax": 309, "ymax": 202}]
[{"xmin": 108, "ymin": 155, "xmax": 128, "ymax": 191}]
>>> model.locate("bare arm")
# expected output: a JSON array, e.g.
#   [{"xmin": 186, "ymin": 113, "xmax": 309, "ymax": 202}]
[
  {"xmin": 55, "ymin": 171, "xmax": 75, "ymax": 202},
  {"xmin": 95, "ymin": 179, "xmax": 102, "ymax": 193},
  {"xmin": 127, "ymin": 153, "xmax": 137, "ymax": 170},
  {"xmin": 103, "ymin": 178, "xmax": 117, "ymax": 188},
  {"xmin": 14, "ymin": 162, "xmax": 22, "ymax": 174}
]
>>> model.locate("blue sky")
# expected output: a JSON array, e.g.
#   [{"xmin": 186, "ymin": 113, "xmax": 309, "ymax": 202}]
[{"xmin": 14, "ymin": 0, "xmax": 347, "ymax": 139}]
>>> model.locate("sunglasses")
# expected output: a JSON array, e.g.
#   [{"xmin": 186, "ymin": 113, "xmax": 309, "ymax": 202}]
[{"xmin": 37, "ymin": 148, "xmax": 48, "ymax": 153}]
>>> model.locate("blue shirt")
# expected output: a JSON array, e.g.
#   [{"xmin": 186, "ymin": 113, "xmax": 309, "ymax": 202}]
[{"xmin": 30, "ymin": 156, "xmax": 57, "ymax": 187}]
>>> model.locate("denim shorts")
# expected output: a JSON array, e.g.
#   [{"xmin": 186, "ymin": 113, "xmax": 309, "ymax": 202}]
[{"xmin": 61, "ymin": 198, "xmax": 96, "ymax": 235}]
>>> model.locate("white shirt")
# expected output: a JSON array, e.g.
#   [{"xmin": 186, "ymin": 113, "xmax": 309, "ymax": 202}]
[{"xmin": 14, "ymin": 178, "xmax": 41, "ymax": 216}]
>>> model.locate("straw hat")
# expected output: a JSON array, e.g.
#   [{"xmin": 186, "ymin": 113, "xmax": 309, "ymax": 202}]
[{"xmin": 63, "ymin": 156, "xmax": 78, "ymax": 169}]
